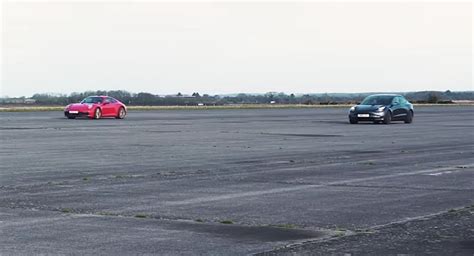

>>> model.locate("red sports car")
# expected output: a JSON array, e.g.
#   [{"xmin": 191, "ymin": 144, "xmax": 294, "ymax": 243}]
[{"xmin": 64, "ymin": 96, "xmax": 127, "ymax": 119}]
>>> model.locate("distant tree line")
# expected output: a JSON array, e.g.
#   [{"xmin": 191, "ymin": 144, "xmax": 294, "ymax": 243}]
[{"xmin": 1, "ymin": 90, "xmax": 473, "ymax": 106}]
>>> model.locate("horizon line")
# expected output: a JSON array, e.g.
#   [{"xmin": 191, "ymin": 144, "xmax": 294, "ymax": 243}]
[{"xmin": 2, "ymin": 89, "xmax": 473, "ymax": 99}]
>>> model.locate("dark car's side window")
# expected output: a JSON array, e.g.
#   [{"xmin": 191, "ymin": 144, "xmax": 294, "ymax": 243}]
[
  {"xmin": 400, "ymin": 97, "xmax": 408, "ymax": 104},
  {"xmin": 392, "ymin": 97, "xmax": 400, "ymax": 105}
]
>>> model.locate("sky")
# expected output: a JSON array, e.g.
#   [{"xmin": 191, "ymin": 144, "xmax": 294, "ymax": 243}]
[{"xmin": 1, "ymin": 1, "xmax": 472, "ymax": 97}]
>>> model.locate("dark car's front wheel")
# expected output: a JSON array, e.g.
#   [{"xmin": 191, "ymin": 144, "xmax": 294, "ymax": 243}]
[
  {"xmin": 404, "ymin": 111, "xmax": 413, "ymax": 124},
  {"xmin": 383, "ymin": 111, "xmax": 392, "ymax": 124},
  {"xmin": 349, "ymin": 117, "xmax": 358, "ymax": 124}
]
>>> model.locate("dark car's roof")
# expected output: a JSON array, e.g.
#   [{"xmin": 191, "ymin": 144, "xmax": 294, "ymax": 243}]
[{"xmin": 367, "ymin": 94, "xmax": 402, "ymax": 97}]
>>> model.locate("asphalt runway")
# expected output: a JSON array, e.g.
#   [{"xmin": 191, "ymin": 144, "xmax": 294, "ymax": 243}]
[{"xmin": 1, "ymin": 106, "xmax": 473, "ymax": 255}]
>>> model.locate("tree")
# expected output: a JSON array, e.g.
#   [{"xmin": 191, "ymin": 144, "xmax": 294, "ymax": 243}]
[
  {"xmin": 427, "ymin": 92, "xmax": 440, "ymax": 103},
  {"xmin": 136, "ymin": 92, "xmax": 156, "ymax": 105}
]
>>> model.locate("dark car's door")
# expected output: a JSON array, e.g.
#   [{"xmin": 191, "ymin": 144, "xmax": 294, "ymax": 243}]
[{"xmin": 391, "ymin": 96, "xmax": 407, "ymax": 120}]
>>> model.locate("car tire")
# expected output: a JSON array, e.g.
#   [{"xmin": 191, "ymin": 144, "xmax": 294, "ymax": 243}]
[
  {"xmin": 373, "ymin": 120, "xmax": 381, "ymax": 124},
  {"xmin": 383, "ymin": 111, "xmax": 392, "ymax": 124},
  {"xmin": 349, "ymin": 117, "xmax": 358, "ymax": 124},
  {"xmin": 116, "ymin": 107, "xmax": 126, "ymax": 119},
  {"xmin": 93, "ymin": 108, "xmax": 102, "ymax": 119},
  {"xmin": 404, "ymin": 110, "xmax": 413, "ymax": 123},
  {"xmin": 67, "ymin": 116, "xmax": 75, "ymax": 119}
]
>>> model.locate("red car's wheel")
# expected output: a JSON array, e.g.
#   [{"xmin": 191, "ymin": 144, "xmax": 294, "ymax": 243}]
[
  {"xmin": 93, "ymin": 108, "xmax": 102, "ymax": 119},
  {"xmin": 116, "ymin": 107, "xmax": 126, "ymax": 119}
]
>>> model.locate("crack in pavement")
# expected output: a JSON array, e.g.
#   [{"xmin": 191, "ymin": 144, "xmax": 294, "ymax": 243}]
[{"xmin": 0, "ymin": 206, "xmax": 331, "ymax": 243}]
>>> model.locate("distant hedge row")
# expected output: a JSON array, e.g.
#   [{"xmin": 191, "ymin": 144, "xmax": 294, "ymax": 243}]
[{"xmin": 2, "ymin": 90, "xmax": 473, "ymax": 106}]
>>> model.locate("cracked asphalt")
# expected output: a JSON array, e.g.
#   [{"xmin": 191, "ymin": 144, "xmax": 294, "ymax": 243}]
[{"xmin": 0, "ymin": 106, "xmax": 473, "ymax": 255}]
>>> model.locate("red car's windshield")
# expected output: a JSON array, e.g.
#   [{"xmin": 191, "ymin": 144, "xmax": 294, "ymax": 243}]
[{"xmin": 81, "ymin": 97, "xmax": 103, "ymax": 104}]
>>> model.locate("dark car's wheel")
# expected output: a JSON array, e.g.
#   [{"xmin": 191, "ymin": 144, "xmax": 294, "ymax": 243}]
[
  {"xmin": 404, "ymin": 110, "xmax": 413, "ymax": 123},
  {"xmin": 93, "ymin": 108, "xmax": 102, "ymax": 119},
  {"xmin": 349, "ymin": 117, "xmax": 358, "ymax": 124},
  {"xmin": 383, "ymin": 111, "xmax": 392, "ymax": 124},
  {"xmin": 116, "ymin": 107, "xmax": 126, "ymax": 119}
]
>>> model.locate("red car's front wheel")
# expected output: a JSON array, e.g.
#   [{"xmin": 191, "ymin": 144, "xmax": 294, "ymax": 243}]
[{"xmin": 93, "ymin": 108, "xmax": 102, "ymax": 119}]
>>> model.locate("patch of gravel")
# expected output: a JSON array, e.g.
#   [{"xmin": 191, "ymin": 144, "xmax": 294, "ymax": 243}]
[{"xmin": 260, "ymin": 206, "xmax": 474, "ymax": 256}]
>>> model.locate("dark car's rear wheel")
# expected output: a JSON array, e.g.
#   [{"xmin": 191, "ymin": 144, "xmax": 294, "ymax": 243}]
[
  {"xmin": 116, "ymin": 107, "xmax": 126, "ymax": 119},
  {"xmin": 349, "ymin": 117, "xmax": 358, "ymax": 124},
  {"xmin": 383, "ymin": 111, "xmax": 392, "ymax": 124},
  {"xmin": 404, "ymin": 110, "xmax": 413, "ymax": 123},
  {"xmin": 93, "ymin": 108, "xmax": 102, "ymax": 119}
]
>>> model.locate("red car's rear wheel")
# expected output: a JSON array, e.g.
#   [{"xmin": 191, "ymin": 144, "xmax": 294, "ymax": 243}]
[{"xmin": 116, "ymin": 107, "xmax": 126, "ymax": 119}]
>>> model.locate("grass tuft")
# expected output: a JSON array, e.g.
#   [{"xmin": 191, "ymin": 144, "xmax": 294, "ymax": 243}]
[
  {"xmin": 61, "ymin": 208, "xmax": 72, "ymax": 213},
  {"xmin": 134, "ymin": 213, "xmax": 149, "ymax": 218}
]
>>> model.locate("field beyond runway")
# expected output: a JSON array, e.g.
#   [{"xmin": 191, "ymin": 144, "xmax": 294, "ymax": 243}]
[{"xmin": 1, "ymin": 106, "xmax": 473, "ymax": 255}]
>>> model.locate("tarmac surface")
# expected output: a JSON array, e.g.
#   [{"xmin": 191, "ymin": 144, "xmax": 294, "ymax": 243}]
[{"xmin": 0, "ymin": 106, "xmax": 473, "ymax": 255}]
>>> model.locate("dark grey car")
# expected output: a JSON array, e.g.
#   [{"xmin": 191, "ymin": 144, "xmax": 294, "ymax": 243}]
[{"xmin": 348, "ymin": 94, "xmax": 414, "ymax": 124}]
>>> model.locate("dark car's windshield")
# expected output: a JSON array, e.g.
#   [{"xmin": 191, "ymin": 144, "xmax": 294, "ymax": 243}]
[
  {"xmin": 81, "ymin": 97, "xmax": 103, "ymax": 104},
  {"xmin": 360, "ymin": 96, "xmax": 394, "ymax": 105}
]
